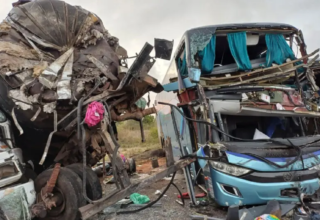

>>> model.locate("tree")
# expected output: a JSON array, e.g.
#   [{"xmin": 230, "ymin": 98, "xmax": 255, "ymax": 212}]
[{"xmin": 143, "ymin": 115, "xmax": 155, "ymax": 125}]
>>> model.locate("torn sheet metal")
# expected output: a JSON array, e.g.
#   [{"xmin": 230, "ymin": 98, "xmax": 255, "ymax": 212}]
[
  {"xmin": 0, "ymin": 53, "xmax": 39, "ymax": 71},
  {"xmin": 80, "ymin": 29, "xmax": 104, "ymax": 48},
  {"xmin": 8, "ymin": 1, "xmax": 93, "ymax": 49},
  {"xmin": 57, "ymin": 53, "xmax": 74, "ymax": 100},
  {"xmin": 43, "ymin": 102, "xmax": 56, "ymax": 114},
  {"xmin": 39, "ymin": 48, "xmax": 74, "ymax": 89},
  {"xmin": 210, "ymin": 100, "xmax": 241, "ymax": 113},
  {"xmin": 86, "ymin": 55, "xmax": 118, "ymax": 82},
  {"xmin": 8, "ymin": 89, "xmax": 38, "ymax": 110},
  {"xmin": 307, "ymin": 68, "xmax": 320, "ymax": 91},
  {"xmin": 0, "ymin": 41, "xmax": 37, "ymax": 60},
  {"xmin": 12, "ymin": 108, "xmax": 24, "ymax": 135},
  {"xmin": 154, "ymin": 38, "xmax": 174, "ymax": 60},
  {"xmin": 33, "ymin": 62, "xmax": 48, "ymax": 78}
]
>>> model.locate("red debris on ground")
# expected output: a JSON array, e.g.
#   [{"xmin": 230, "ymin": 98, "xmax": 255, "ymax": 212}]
[
  {"xmin": 178, "ymin": 192, "xmax": 207, "ymax": 199},
  {"xmin": 136, "ymin": 157, "xmax": 166, "ymax": 174}
]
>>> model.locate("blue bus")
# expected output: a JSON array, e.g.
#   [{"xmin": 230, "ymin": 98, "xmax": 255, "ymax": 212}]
[{"xmin": 155, "ymin": 23, "xmax": 320, "ymax": 207}]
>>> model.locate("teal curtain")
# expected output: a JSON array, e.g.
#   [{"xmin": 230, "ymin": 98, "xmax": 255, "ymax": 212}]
[
  {"xmin": 198, "ymin": 36, "xmax": 216, "ymax": 73},
  {"xmin": 178, "ymin": 51, "xmax": 188, "ymax": 76},
  {"xmin": 265, "ymin": 34, "xmax": 302, "ymax": 67},
  {"xmin": 227, "ymin": 32, "xmax": 252, "ymax": 70}
]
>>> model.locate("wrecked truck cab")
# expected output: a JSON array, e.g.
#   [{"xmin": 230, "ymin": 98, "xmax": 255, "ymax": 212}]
[
  {"xmin": 0, "ymin": 0, "xmax": 172, "ymax": 219},
  {"xmin": 155, "ymin": 23, "xmax": 320, "ymax": 207},
  {"xmin": 0, "ymin": 0, "xmax": 164, "ymax": 168}
]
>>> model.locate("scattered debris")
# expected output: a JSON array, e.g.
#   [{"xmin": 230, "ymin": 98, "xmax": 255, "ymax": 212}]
[
  {"xmin": 130, "ymin": 193, "xmax": 150, "ymax": 205},
  {"xmin": 254, "ymin": 214, "xmax": 280, "ymax": 220},
  {"xmin": 178, "ymin": 192, "xmax": 206, "ymax": 199}
]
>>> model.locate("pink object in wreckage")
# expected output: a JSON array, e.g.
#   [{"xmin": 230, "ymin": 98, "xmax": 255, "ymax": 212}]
[
  {"xmin": 85, "ymin": 101, "xmax": 105, "ymax": 127},
  {"xmin": 120, "ymin": 154, "xmax": 126, "ymax": 162}
]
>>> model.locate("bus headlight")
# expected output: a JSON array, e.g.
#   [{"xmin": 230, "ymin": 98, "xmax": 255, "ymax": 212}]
[{"xmin": 209, "ymin": 161, "xmax": 251, "ymax": 176}]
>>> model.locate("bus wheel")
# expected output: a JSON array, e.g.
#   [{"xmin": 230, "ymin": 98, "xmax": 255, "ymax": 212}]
[{"xmin": 34, "ymin": 167, "xmax": 85, "ymax": 220}]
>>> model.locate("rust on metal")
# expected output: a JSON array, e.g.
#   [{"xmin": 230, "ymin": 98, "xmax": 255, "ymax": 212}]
[
  {"xmin": 45, "ymin": 163, "xmax": 61, "ymax": 194},
  {"xmin": 111, "ymin": 107, "xmax": 157, "ymax": 122}
]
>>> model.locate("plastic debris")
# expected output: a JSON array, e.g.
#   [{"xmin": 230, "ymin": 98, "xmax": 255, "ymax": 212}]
[
  {"xmin": 155, "ymin": 190, "xmax": 161, "ymax": 195},
  {"xmin": 135, "ymin": 97, "xmax": 147, "ymax": 110},
  {"xmin": 129, "ymin": 193, "xmax": 150, "ymax": 204},
  {"xmin": 178, "ymin": 192, "xmax": 206, "ymax": 199},
  {"xmin": 297, "ymin": 206, "xmax": 307, "ymax": 215},
  {"xmin": 85, "ymin": 101, "xmax": 105, "ymax": 127},
  {"xmin": 254, "ymin": 214, "xmax": 279, "ymax": 220},
  {"xmin": 120, "ymin": 153, "xmax": 126, "ymax": 163},
  {"xmin": 196, "ymin": 146, "xmax": 207, "ymax": 168},
  {"xmin": 253, "ymin": 129, "xmax": 270, "ymax": 140}
]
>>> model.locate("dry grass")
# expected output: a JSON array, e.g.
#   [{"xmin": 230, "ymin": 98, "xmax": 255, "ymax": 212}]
[{"xmin": 116, "ymin": 119, "xmax": 161, "ymax": 158}]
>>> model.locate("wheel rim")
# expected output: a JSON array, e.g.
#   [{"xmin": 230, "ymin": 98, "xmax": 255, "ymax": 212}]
[
  {"xmin": 37, "ymin": 187, "xmax": 66, "ymax": 217},
  {"xmin": 47, "ymin": 187, "xmax": 66, "ymax": 217}
]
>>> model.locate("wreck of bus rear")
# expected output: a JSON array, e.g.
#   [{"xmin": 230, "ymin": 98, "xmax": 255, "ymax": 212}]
[{"xmin": 155, "ymin": 23, "xmax": 320, "ymax": 207}]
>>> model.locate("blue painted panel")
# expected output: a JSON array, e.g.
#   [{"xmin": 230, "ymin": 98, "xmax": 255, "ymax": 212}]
[
  {"xmin": 226, "ymin": 150, "xmax": 320, "ymax": 172},
  {"xmin": 156, "ymin": 107, "xmax": 196, "ymax": 177},
  {"xmin": 210, "ymin": 168, "xmax": 320, "ymax": 206},
  {"xmin": 188, "ymin": 68, "xmax": 201, "ymax": 82},
  {"xmin": 163, "ymin": 78, "xmax": 196, "ymax": 92}
]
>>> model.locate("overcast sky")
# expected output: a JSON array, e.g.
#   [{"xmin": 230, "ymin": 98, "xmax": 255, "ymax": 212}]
[{"xmin": 1, "ymin": 0, "xmax": 320, "ymax": 103}]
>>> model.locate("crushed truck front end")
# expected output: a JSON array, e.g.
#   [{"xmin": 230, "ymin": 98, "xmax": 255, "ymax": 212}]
[
  {"xmin": 0, "ymin": 109, "xmax": 36, "ymax": 219},
  {"xmin": 155, "ymin": 23, "xmax": 320, "ymax": 207}
]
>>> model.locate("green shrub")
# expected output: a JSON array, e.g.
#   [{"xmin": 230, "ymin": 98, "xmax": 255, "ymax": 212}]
[
  {"xmin": 150, "ymin": 126, "xmax": 159, "ymax": 141},
  {"xmin": 143, "ymin": 115, "xmax": 155, "ymax": 125}
]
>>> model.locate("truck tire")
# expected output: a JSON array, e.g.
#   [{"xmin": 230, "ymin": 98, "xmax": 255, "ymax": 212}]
[
  {"xmin": 66, "ymin": 164, "xmax": 102, "ymax": 201},
  {"xmin": 34, "ymin": 167, "xmax": 86, "ymax": 220}
]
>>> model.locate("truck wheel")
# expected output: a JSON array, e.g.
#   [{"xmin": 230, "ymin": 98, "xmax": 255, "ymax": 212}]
[
  {"xmin": 66, "ymin": 163, "xmax": 102, "ymax": 201},
  {"xmin": 34, "ymin": 167, "xmax": 86, "ymax": 220}
]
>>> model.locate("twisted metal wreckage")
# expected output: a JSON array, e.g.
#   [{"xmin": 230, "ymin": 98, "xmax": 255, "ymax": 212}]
[{"xmin": 0, "ymin": 0, "xmax": 181, "ymax": 219}]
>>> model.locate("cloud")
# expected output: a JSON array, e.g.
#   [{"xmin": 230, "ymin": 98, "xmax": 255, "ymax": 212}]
[{"xmin": 1, "ymin": 0, "xmax": 319, "ymax": 104}]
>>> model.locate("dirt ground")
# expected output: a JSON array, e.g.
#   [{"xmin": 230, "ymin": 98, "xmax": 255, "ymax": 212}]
[{"xmin": 91, "ymin": 157, "xmax": 227, "ymax": 220}]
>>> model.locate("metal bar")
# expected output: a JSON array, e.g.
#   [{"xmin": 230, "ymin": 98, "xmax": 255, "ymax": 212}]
[
  {"xmin": 100, "ymin": 131, "xmax": 130, "ymax": 188},
  {"xmin": 39, "ymin": 110, "xmax": 58, "ymax": 165},
  {"xmin": 103, "ymin": 157, "xmax": 106, "ymax": 178},
  {"xmin": 79, "ymin": 158, "xmax": 195, "ymax": 219},
  {"xmin": 139, "ymin": 119, "xmax": 145, "ymax": 142},
  {"xmin": 170, "ymin": 107, "xmax": 197, "ymax": 205},
  {"xmin": 223, "ymin": 117, "xmax": 230, "ymax": 141},
  {"xmin": 315, "ymin": 118, "xmax": 319, "ymax": 134},
  {"xmin": 183, "ymin": 146, "xmax": 197, "ymax": 206},
  {"xmin": 170, "ymin": 106, "xmax": 183, "ymax": 155},
  {"xmin": 299, "ymin": 117, "xmax": 306, "ymax": 136},
  {"xmin": 208, "ymin": 101, "xmax": 220, "ymax": 142},
  {"xmin": 215, "ymin": 113, "xmax": 227, "ymax": 141}
]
